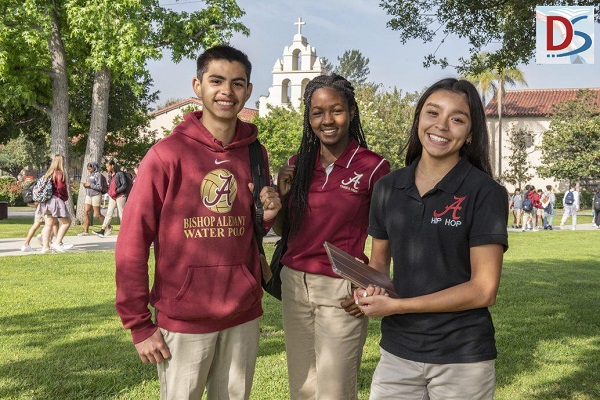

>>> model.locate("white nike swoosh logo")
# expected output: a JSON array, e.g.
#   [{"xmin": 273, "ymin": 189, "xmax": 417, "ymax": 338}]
[{"xmin": 214, "ymin": 159, "xmax": 230, "ymax": 165}]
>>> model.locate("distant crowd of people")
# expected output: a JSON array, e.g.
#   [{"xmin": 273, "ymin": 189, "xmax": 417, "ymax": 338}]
[
  {"xmin": 20, "ymin": 158, "xmax": 135, "ymax": 253},
  {"xmin": 508, "ymin": 183, "xmax": 594, "ymax": 231}
]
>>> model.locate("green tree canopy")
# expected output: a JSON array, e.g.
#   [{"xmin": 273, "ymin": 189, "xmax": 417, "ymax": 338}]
[
  {"xmin": 501, "ymin": 125, "xmax": 533, "ymax": 188},
  {"xmin": 321, "ymin": 49, "xmax": 370, "ymax": 85},
  {"xmin": 538, "ymin": 90, "xmax": 600, "ymax": 182},
  {"xmin": 0, "ymin": 135, "xmax": 49, "ymax": 178},
  {"xmin": 380, "ymin": 0, "xmax": 600, "ymax": 73},
  {"xmin": 252, "ymin": 105, "xmax": 303, "ymax": 174},
  {"xmin": 357, "ymin": 83, "xmax": 418, "ymax": 169}
]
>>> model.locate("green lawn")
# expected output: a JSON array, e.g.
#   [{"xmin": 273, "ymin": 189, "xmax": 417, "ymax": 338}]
[
  {"xmin": 0, "ymin": 221, "xmax": 598, "ymax": 399},
  {"xmin": 0, "ymin": 216, "xmax": 119, "ymax": 239}
]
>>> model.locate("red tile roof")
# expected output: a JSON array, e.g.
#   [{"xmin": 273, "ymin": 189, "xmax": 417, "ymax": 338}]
[
  {"xmin": 151, "ymin": 97, "xmax": 258, "ymax": 122},
  {"xmin": 485, "ymin": 88, "xmax": 600, "ymax": 118}
]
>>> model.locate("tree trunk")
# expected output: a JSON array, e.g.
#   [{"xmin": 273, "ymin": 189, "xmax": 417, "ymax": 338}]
[
  {"xmin": 47, "ymin": 8, "xmax": 74, "ymax": 215},
  {"xmin": 498, "ymin": 79, "xmax": 504, "ymax": 180},
  {"xmin": 75, "ymin": 68, "xmax": 112, "ymax": 224}
]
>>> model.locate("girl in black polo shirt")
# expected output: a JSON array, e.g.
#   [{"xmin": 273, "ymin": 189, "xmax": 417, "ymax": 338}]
[{"xmin": 357, "ymin": 78, "xmax": 508, "ymax": 400}]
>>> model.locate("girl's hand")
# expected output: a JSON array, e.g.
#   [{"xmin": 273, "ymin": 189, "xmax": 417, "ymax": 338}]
[
  {"xmin": 357, "ymin": 294, "xmax": 397, "ymax": 318},
  {"xmin": 277, "ymin": 165, "xmax": 296, "ymax": 197}
]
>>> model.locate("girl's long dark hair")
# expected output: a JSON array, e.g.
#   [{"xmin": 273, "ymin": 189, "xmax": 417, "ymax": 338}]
[
  {"xmin": 289, "ymin": 74, "xmax": 368, "ymax": 235},
  {"xmin": 403, "ymin": 78, "xmax": 493, "ymax": 177}
]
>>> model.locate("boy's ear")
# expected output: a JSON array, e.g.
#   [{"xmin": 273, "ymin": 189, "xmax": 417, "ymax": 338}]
[
  {"xmin": 245, "ymin": 82, "xmax": 253, "ymax": 101},
  {"xmin": 192, "ymin": 77, "xmax": 202, "ymax": 97}
]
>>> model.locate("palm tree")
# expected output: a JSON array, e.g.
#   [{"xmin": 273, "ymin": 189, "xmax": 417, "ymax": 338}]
[{"xmin": 464, "ymin": 57, "xmax": 527, "ymax": 179}]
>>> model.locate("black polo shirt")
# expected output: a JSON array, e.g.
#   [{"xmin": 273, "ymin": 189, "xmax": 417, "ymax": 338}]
[{"xmin": 368, "ymin": 157, "xmax": 508, "ymax": 364}]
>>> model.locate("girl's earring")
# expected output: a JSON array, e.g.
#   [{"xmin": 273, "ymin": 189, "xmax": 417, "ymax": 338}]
[{"xmin": 466, "ymin": 138, "xmax": 472, "ymax": 145}]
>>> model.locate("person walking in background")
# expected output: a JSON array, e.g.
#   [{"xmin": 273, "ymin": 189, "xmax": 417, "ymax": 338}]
[
  {"xmin": 560, "ymin": 183, "xmax": 579, "ymax": 230},
  {"xmin": 93, "ymin": 159, "xmax": 130, "ymax": 238},
  {"xmin": 535, "ymin": 188, "xmax": 545, "ymax": 230},
  {"xmin": 275, "ymin": 74, "xmax": 390, "ymax": 400},
  {"xmin": 36, "ymin": 154, "xmax": 73, "ymax": 253},
  {"xmin": 79, "ymin": 162, "xmax": 105, "ymax": 236},
  {"xmin": 115, "ymin": 45, "xmax": 281, "ymax": 400},
  {"xmin": 20, "ymin": 213, "xmax": 59, "ymax": 252},
  {"xmin": 509, "ymin": 188, "xmax": 523, "ymax": 229},
  {"xmin": 358, "ymin": 78, "xmax": 507, "ymax": 400},
  {"xmin": 541, "ymin": 185, "xmax": 556, "ymax": 230},
  {"xmin": 522, "ymin": 184, "xmax": 539, "ymax": 231},
  {"xmin": 592, "ymin": 189, "xmax": 600, "ymax": 228}
]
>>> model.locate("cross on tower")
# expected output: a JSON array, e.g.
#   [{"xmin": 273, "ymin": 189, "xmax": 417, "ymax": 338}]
[{"xmin": 294, "ymin": 17, "xmax": 306, "ymax": 35}]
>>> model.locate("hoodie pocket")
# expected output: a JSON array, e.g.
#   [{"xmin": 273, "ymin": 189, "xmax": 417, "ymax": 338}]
[{"xmin": 163, "ymin": 264, "xmax": 259, "ymax": 321}]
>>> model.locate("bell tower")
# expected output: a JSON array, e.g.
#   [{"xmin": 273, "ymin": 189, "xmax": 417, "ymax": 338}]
[{"xmin": 258, "ymin": 18, "xmax": 326, "ymax": 117}]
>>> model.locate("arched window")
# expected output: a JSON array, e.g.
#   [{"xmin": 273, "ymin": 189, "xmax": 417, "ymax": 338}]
[
  {"xmin": 301, "ymin": 78, "xmax": 310, "ymax": 101},
  {"xmin": 281, "ymin": 79, "xmax": 291, "ymax": 104},
  {"xmin": 292, "ymin": 49, "xmax": 301, "ymax": 71}
]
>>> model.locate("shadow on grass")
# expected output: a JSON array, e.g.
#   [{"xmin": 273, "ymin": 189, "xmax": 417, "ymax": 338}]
[
  {"xmin": 2, "ymin": 256, "xmax": 597, "ymax": 399},
  {"xmin": 494, "ymin": 259, "xmax": 600, "ymax": 399},
  {"xmin": 0, "ymin": 302, "xmax": 156, "ymax": 399}
]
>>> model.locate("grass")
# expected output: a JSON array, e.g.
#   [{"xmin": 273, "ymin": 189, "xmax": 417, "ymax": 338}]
[
  {"xmin": 0, "ymin": 214, "xmax": 599, "ymax": 399},
  {"xmin": 0, "ymin": 216, "xmax": 119, "ymax": 239}
]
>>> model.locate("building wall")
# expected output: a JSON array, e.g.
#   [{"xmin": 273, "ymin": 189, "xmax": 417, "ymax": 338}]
[{"xmin": 487, "ymin": 117, "xmax": 568, "ymax": 193}]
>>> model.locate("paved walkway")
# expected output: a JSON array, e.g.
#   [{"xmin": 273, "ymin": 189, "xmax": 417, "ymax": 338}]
[
  {"xmin": 0, "ymin": 208, "xmax": 281, "ymax": 257},
  {"xmin": 1, "ymin": 209, "xmax": 596, "ymax": 257}
]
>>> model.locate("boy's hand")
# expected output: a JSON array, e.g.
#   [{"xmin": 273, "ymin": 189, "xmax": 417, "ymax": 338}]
[
  {"xmin": 248, "ymin": 184, "xmax": 282, "ymax": 222},
  {"xmin": 134, "ymin": 328, "xmax": 171, "ymax": 364}
]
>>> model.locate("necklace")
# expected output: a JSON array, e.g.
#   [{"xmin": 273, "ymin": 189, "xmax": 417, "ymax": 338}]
[{"xmin": 417, "ymin": 165, "xmax": 443, "ymax": 184}]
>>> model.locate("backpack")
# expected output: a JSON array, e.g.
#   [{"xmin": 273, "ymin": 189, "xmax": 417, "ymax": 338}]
[
  {"xmin": 32, "ymin": 176, "xmax": 54, "ymax": 203},
  {"xmin": 564, "ymin": 190, "xmax": 575, "ymax": 205},
  {"xmin": 99, "ymin": 173, "xmax": 108, "ymax": 194},
  {"xmin": 249, "ymin": 140, "xmax": 283, "ymax": 300},
  {"xmin": 122, "ymin": 171, "xmax": 134, "ymax": 195},
  {"xmin": 21, "ymin": 180, "xmax": 37, "ymax": 204},
  {"xmin": 522, "ymin": 197, "xmax": 533, "ymax": 211},
  {"xmin": 594, "ymin": 193, "xmax": 600, "ymax": 211}
]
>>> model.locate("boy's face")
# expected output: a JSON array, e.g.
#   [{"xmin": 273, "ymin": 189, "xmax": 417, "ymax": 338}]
[{"xmin": 192, "ymin": 60, "xmax": 252, "ymax": 123}]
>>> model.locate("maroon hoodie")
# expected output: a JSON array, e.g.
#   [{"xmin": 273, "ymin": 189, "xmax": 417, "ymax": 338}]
[{"xmin": 115, "ymin": 111, "xmax": 272, "ymax": 344}]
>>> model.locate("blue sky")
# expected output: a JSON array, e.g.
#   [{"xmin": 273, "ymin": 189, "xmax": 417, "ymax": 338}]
[{"xmin": 147, "ymin": 0, "xmax": 600, "ymax": 109}]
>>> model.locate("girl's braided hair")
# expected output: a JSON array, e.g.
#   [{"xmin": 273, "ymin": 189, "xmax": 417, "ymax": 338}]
[{"xmin": 288, "ymin": 74, "xmax": 368, "ymax": 235}]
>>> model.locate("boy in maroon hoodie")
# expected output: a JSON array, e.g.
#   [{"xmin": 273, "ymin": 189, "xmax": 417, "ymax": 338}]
[{"xmin": 115, "ymin": 45, "xmax": 281, "ymax": 400}]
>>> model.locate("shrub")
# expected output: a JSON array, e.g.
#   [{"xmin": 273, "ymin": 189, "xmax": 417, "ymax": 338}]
[{"xmin": 0, "ymin": 177, "xmax": 27, "ymax": 206}]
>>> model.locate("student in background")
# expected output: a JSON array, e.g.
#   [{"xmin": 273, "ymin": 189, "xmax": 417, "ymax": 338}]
[
  {"xmin": 94, "ymin": 159, "xmax": 130, "ymax": 238},
  {"xmin": 509, "ymin": 188, "xmax": 523, "ymax": 229},
  {"xmin": 560, "ymin": 183, "xmax": 579, "ymax": 230},
  {"xmin": 79, "ymin": 162, "xmax": 105, "ymax": 236},
  {"xmin": 541, "ymin": 185, "xmax": 556, "ymax": 230},
  {"xmin": 36, "ymin": 154, "xmax": 74, "ymax": 253}
]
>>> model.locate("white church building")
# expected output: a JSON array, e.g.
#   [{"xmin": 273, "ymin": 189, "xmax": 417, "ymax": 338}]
[{"xmin": 258, "ymin": 17, "xmax": 326, "ymax": 117}]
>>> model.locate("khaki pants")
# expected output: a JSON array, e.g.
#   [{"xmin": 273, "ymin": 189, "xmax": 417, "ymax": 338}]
[
  {"xmin": 102, "ymin": 195, "xmax": 126, "ymax": 228},
  {"xmin": 370, "ymin": 348, "xmax": 495, "ymax": 400},
  {"xmin": 281, "ymin": 266, "xmax": 368, "ymax": 400},
  {"xmin": 157, "ymin": 317, "xmax": 260, "ymax": 400}
]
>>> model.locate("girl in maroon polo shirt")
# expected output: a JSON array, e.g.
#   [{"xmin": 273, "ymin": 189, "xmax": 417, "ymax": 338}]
[{"xmin": 276, "ymin": 74, "xmax": 390, "ymax": 400}]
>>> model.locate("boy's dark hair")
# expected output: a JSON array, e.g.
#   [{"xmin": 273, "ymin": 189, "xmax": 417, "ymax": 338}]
[
  {"xmin": 288, "ymin": 74, "xmax": 367, "ymax": 235},
  {"xmin": 196, "ymin": 45, "xmax": 252, "ymax": 84},
  {"xmin": 403, "ymin": 78, "xmax": 492, "ymax": 177}
]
